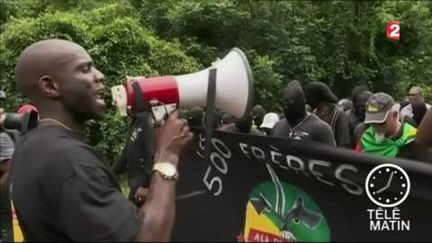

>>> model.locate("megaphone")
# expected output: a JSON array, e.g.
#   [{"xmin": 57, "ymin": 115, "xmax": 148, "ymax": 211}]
[{"xmin": 111, "ymin": 48, "xmax": 254, "ymax": 121}]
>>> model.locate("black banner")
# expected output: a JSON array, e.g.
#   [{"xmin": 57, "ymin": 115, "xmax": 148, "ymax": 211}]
[{"xmin": 172, "ymin": 129, "xmax": 432, "ymax": 241}]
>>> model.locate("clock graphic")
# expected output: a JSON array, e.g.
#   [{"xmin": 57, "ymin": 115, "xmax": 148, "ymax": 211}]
[{"xmin": 365, "ymin": 163, "xmax": 410, "ymax": 208}]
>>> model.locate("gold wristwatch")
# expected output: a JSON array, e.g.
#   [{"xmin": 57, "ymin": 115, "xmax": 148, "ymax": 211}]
[{"xmin": 152, "ymin": 162, "xmax": 179, "ymax": 181}]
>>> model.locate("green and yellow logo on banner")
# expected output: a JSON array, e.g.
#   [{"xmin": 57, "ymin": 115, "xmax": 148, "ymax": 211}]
[{"xmin": 241, "ymin": 181, "xmax": 330, "ymax": 242}]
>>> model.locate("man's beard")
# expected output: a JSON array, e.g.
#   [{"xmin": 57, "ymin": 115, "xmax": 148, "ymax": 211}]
[{"xmin": 375, "ymin": 132, "xmax": 386, "ymax": 143}]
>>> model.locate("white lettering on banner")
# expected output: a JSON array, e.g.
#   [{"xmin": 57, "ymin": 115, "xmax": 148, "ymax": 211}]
[
  {"xmin": 239, "ymin": 143, "xmax": 251, "ymax": 159},
  {"xmin": 335, "ymin": 164, "xmax": 363, "ymax": 195},
  {"xmin": 287, "ymin": 155, "xmax": 310, "ymax": 177},
  {"xmin": 251, "ymin": 146, "xmax": 266, "ymax": 162},
  {"xmin": 195, "ymin": 134, "xmax": 206, "ymax": 158},
  {"xmin": 202, "ymin": 137, "xmax": 231, "ymax": 196},
  {"xmin": 270, "ymin": 150, "xmax": 282, "ymax": 166},
  {"xmin": 198, "ymin": 135, "xmax": 362, "ymax": 197},
  {"xmin": 309, "ymin": 160, "xmax": 335, "ymax": 186},
  {"xmin": 238, "ymin": 143, "xmax": 363, "ymax": 196},
  {"xmin": 203, "ymin": 166, "xmax": 222, "ymax": 196},
  {"xmin": 210, "ymin": 153, "xmax": 228, "ymax": 174},
  {"xmin": 212, "ymin": 138, "xmax": 231, "ymax": 158},
  {"xmin": 198, "ymin": 133, "xmax": 206, "ymax": 151}
]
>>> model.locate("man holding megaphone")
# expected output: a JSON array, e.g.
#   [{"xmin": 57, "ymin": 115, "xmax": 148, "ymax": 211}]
[{"xmin": 9, "ymin": 39, "xmax": 193, "ymax": 242}]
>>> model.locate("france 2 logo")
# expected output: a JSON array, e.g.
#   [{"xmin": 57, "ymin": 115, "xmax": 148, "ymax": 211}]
[{"xmin": 387, "ymin": 21, "xmax": 400, "ymax": 40}]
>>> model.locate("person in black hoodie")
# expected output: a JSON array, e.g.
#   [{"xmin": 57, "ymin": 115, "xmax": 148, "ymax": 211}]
[
  {"xmin": 272, "ymin": 81, "xmax": 335, "ymax": 146},
  {"xmin": 305, "ymin": 81, "xmax": 351, "ymax": 148}
]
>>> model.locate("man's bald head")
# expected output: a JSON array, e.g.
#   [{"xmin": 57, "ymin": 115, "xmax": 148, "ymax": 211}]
[
  {"xmin": 408, "ymin": 86, "xmax": 424, "ymax": 103},
  {"xmin": 409, "ymin": 86, "xmax": 422, "ymax": 95},
  {"xmin": 14, "ymin": 39, "xmax": 106, "ymax": 122},
  {"xmin": 15, "ymin": 39, "xmax": 88, "ymax": 100}
]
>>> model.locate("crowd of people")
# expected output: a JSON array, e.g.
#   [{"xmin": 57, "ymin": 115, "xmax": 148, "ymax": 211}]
[
  {"xmin": 179, "ymin": 81, "xmax": 432, "ymax": 163},
  {"xmin": 1, "ymin": 39, "xmax": 432, "ymax": 241}
]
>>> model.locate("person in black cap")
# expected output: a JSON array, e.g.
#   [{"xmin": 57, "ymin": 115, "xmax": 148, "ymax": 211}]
[
  {"xmin": 305, "ymin": 81, "xmax": 350, "ymax": 148},
  {"xmin": 271, "ymin": 81, "xmax": 335, "ymax": 145}
]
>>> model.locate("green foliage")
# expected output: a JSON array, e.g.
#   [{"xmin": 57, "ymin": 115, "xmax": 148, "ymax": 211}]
[
  {"xmin": 1, "ymin": 0, "xmax": 432, "ymax": 162},
  {"xmin": 250, "ymin": 54, "xmax": 283, "ymax": 112},
  {"xmin": 132, "ymin": 0, "xmax": 432, "ymax": 101},
  {"xmin": 0, "ymin": 1, "xmax": 199, "ymax": 164}
]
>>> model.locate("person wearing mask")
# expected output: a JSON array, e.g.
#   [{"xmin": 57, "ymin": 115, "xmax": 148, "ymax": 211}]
[
  {"xmin": 351, "ymin": 85, "xmax": 369, "ymax": 103},
  {"xmin": 349, "ymin": 91, "xmax": 373, "ymax": 147},
  {"xmin": 400, "ymin": 86, "xmax": 431, "ymax": 120},
  {"xmin": 9, "ymin": 39, "xmax": 193, "ymax": 241},
  {"xmin": 305, "ymin": 81, "xmax": 351, "ymax": 147},
  {"xmin": 271, "ymin": 81, "xmax": 335, "ymax": 146},
  {"xmin": 346, "ymin": 85, "xmax": 369, "ymax": 127},
  {"xmin": 348, "ymin": 90, "xmax": 372, "ymax": 131}
]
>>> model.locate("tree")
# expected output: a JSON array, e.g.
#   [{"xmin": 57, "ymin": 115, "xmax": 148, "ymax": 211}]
[
  {"xmin": 0, "ymin": 1, "xmax": 199, "ymax": 162},
  {"xmin": 1, "ymin": 0, "xmax": 432, "ymax": 160}
]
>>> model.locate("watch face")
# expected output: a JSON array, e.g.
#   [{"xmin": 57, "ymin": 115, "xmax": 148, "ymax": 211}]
[
  {"xmin": 160, "ymin": 163, "xmax": 176, "ymax": 176},
  {"xmin": 365, "ymin": 163, "xmax": 410, "ymax": 208}
]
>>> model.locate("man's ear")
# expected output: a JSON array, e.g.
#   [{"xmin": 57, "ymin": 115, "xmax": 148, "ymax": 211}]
[{"xmin": 39, "ymin": 75, "xmax": 60, "ymax": 98}]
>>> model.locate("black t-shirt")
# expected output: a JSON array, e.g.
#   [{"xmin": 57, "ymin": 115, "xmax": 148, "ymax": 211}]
[
  {"xmin": 270, "ymin": 113, "xmax": 336, "ymax": 146},
  {"xmin": 9, "ymin": 125, "xmax": 141, "ymax": 241},
  {"xmin": 316, "ymin": 105, "xmax": 351, "ymax": 147}
]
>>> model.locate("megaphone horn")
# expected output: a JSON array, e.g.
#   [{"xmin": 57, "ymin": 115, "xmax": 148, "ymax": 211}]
[{"xmin": 112, "ymin": 48, "xmax": 254, "ymax": 121}]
